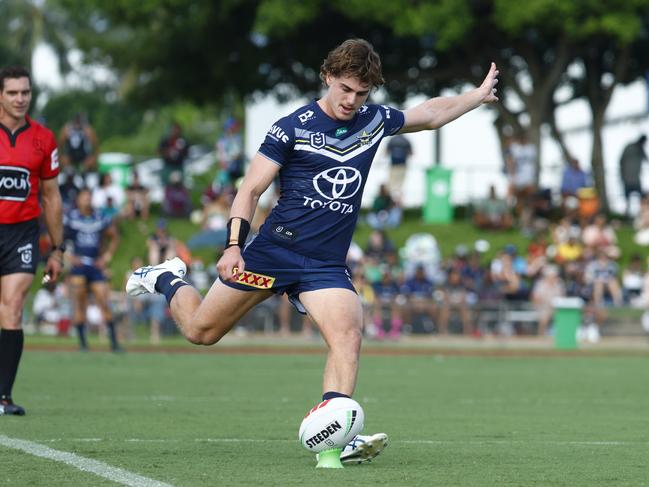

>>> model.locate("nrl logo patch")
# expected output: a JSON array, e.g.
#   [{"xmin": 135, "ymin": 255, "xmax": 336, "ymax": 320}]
[
  {"xmin": 236, "ymin": 270, "xmax": 275, "ymax": 289},
  {"xmin": 309, "ymin": 132, "xmax": 326, "ymax": 149}
]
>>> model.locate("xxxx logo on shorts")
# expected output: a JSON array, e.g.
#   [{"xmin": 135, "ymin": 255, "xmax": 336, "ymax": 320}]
[{"xmin": 236, "ymin": 270, "xmax": 275, "ymax": 289}]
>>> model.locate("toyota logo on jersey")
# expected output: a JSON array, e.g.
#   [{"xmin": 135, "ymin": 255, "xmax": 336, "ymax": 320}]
[{"xmin": 313, "ymin": 166, "xmax": 362, "ymax": 201}]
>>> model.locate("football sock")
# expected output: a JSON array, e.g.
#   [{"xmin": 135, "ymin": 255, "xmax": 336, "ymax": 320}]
[
  {"xmin": 106, "ymin": 321, "xmax": 119, "ymax": 351},
  {"xmin": 0, "ymin": 329, "xmax": 24, "ymax": 398},
  {"xmin": 322, "ymin": 391, "xmax": 350, "ymax": 401},
  {"xmin": 154, "ymin": 272, "xmax": 189, "ymax": 305},
  {"xmin": 75, "ymin": 323, "xmax": 88, "ymax": 350}
]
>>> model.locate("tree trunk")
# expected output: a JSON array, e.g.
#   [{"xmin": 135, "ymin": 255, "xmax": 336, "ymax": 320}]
[{"xmin": 590, "ymin": 109, "xmax": 608, "ymax": 212}]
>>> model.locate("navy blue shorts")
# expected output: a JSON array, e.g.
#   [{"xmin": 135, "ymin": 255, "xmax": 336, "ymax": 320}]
[
  {"xmin": 70, "ymin": 263, "xmax": 106, "ymax": 283},
  {"xmin": 222, "ymin": 234, "xmax": 356, "ymax": 314}
]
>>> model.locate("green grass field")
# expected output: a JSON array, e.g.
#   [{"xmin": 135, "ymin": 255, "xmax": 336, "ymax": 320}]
[{"xmin": 1, "ymin": 348, "xmax": 648, "ymax": 486}]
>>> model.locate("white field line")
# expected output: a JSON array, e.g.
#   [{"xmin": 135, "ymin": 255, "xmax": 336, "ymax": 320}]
[
  {"xmin": 28, "ymin": 437, "xmax": 649, "ymax": 447},
  {"xmin": 0, "ymin": 435, "xmax": 173, "ymax": 487}
]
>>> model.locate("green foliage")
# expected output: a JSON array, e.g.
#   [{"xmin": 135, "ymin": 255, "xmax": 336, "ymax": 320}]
[{"xmin": 39, "ymin": 88, "xmax": 142, "ymax": 142}]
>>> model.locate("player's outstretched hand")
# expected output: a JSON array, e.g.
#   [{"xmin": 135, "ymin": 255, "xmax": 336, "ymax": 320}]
[
  {"xmin": 479, "ymin": 62, "xmax": 499, "ymax": 104},
  {"xmin": 217, "ymin": 246, "xmax": 245, "ymax": 282}
]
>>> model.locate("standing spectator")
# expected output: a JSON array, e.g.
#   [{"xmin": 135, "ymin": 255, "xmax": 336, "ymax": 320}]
[
  {"xmin": 531, "ymin": 265, "xmax": 565, "ymax": 336},
  {"xmin": 216, "ymin": 117, "xmax": 245, "ymax": 187},
  {"xmin": 619, "ymin": 134, "xmax": 647, "ymax": 217},
  {"xmin": 159, "ymin": 121, "xmax": 189, "ymax": 185},
  {"xmin": 162, "ymin": 170, "xmax": 192, "ymax": 218},
  {"xmin": 506, "ymin": 132, "xmax": 537, "ymax": 231},
  {"xmin": 65, "ymin": 188, "xmax": 121, "ymax": 352},
  {"xmin": 385, "ymin": 133, "xmax": 412, "ymax": 197},
  {"xmin": 59, "ymin": 112, "xmax": 99, "ymax": 182},
  {"xmin": 0, "ymin": 66, "xmax": 64, "ymax": 416}
]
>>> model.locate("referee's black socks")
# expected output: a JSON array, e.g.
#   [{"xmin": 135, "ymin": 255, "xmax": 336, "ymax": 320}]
[{"xmin": 0, "ymin": 329, "xmax": 24, "ymax": 399}]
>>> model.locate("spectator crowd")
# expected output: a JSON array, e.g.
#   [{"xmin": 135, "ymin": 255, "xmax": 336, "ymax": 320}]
[{"xmin": 27, "ymin": 113, "xmax": 649, "ymax": 347}]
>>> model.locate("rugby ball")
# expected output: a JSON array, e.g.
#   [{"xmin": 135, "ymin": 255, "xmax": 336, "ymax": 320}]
[{"xmin": 298, "ymin": 397, "xmax": 364, "ymax": 452}]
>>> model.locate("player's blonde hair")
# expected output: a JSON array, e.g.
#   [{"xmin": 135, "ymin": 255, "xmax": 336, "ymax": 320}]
[{"xmin": 320, "ymin": 39, "xmax": 385, "ymax": 88}]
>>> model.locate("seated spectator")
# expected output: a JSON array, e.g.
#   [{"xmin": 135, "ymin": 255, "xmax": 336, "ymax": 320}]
[
  {"xmin": 560, "ymin": 156, "xmax": 589, "ymax": 202},
  {"xmin": 400, "ymin": 265, "xmax": 437, "ymax": 332},
  {"xmin": 526, "ymin": 233, "xmax": 548, "ymax": 278},
  {"xmin": 371, "ymin": 265, "xmax": 404, "ymax": 340},
  {"xmin": 551, "ymin": 217, "xmax": 581, "ymax": 246},
  {"xmin": 582, "ymin": 214, "xmax": 620, "ymax": 259},
  {"xmin": 622, "ymin": 254, "xmax": 645, "ymax": 304},
  {"xmin": 400, "ymin": 233, "xmax": 442, "ymax": 282},
  {"xmin": 187, "ymin": 192, "xmax": 229, "ymax": 250},
  {"xmin": 364, "ymin": 229, "xmax": 396, "ymax": 263},
  {"xmin": 123, "ymin": 171, "xmax": 150, "ymax": 221},
  {"xmin": 473, "ymin": 185, "xmax": 512, "ymax": 230},
  {"xmin": 531, "ymin": 265, "xmax": 565, "ymax": 336},
  {"xmin": 491, "ymin": 246, "xmax": 529, "ymax": 300},
  {"xmin": 555, "ymin": 232, "xmax": 584, "ymax": 264},
  {"xmin": 92, "ymin": 172, "xmax": 125, "ymax": 215},
  {"xmin": 438, "ymin": 267, "xmax": 475, "ymax": 336},
  {"xmin": 367, "ymin": 184, "xmax": 402, "ymax": 229},
  {"xmin": 162, "ymin": 171, "xmax": 192, "ymax": 218},
  {"xmin": 461, "ymin": 251, "xmax": 486, "ymax": 307},
  {"xmin": 148, "ymin": 219, "xmax": 178, "ymax": 264},
  {"xmin": 585, "ymin": 249, "xmax": 623, "ymax": 308}
]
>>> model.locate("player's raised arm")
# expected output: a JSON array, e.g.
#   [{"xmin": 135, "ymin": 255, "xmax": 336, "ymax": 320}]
[
  {"xmin": 216, "ymin": 153, "xmax": 281, "ymax": 282},
  {"xmin": 399, "ymin": 62, "xmax": 499, "ymax": 134}
]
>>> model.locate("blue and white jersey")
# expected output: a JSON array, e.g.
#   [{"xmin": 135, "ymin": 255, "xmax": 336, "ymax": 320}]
[
  {"xmin": 258, "ymin": 100, "xmax": 404, "ymax": 262},
  {"xmin": 64, "ymin": 209, "xmax": 112, "ymax": 264}
]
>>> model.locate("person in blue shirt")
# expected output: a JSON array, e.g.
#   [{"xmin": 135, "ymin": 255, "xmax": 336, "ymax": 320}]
[
  {"xmin": 127, "ymin": 38, "xmax": 499, "ymax": 464},
  {"xmin": 66, "ymin": 188, "xmax": 121, "ymax": 351}
]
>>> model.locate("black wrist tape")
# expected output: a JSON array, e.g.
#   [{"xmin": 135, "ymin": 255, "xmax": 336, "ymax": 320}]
[{"xmin": 225, "ymin": 217, "xmax": 251, "ymax": 249}]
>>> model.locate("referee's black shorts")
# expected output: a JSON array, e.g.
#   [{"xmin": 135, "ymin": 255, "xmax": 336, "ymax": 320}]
[{"xmin": 0, "ymin": 218, "xmax": 40, "ymax": 276}]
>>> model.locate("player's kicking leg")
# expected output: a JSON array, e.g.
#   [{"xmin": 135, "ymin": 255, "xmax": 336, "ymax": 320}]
[
  {"xmin": 125, "ymin": 257, "xmax": 271, "ymax": 344},
  {"xmin": 300, "ymin": 288, "xmax": 389, "ymax": 463}
]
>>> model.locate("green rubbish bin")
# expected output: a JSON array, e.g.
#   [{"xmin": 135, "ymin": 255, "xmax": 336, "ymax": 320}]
[
  {"xmin": 423, "ymin": 166, "xmax": 453, "ymax": 223},
  {"xmin": 552, "ymin": 297, "xmax": 583, "ymax": 350},
  {"xmin": 98, "ymin": 152, "xmax": 133, "ymax": 188}
]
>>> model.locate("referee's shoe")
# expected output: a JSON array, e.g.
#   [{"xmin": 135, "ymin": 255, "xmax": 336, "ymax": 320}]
[{"xmin": 0, "ymin": 396, "xmax": 25, "ymax": 416}]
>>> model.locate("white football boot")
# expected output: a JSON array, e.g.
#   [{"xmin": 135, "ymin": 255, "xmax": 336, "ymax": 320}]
[
  {"xmin": 339, "ymin": 433, "xmax": 389, "ymax": 464},
  {"xmin": 126, "ymin": 257, "xmax": 187, "ymax": 296}
]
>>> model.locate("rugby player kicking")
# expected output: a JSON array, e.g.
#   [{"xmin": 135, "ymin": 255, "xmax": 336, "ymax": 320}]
[{"xmin": 127, "ymin": 39, "xmax": 498, "ymax": 463}]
